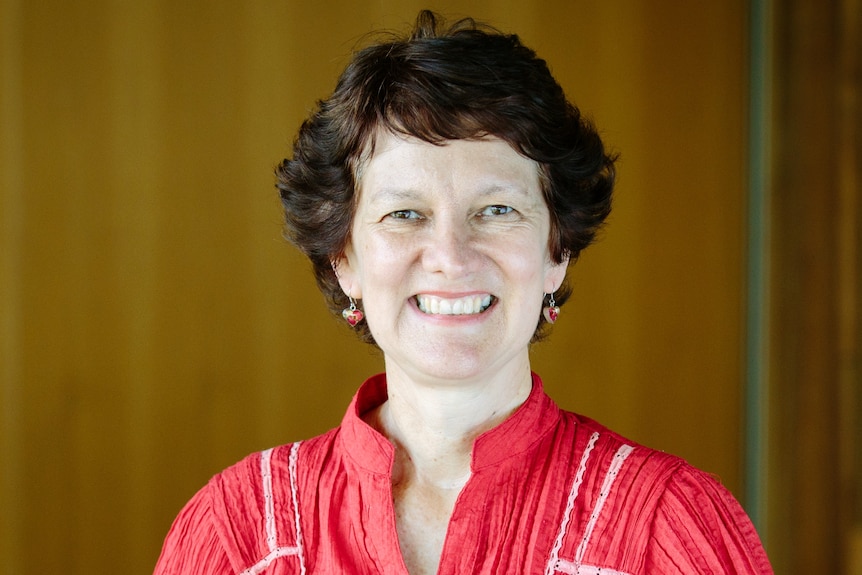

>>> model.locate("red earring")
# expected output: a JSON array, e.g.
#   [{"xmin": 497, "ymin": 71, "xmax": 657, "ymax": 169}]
[
  {"xmin": 542, "ymin": 293, "xmax": 559, "ymax": 324},
  {"xmin": 342, "ymin": 297, "xmax": 364, "ymax": 327}
]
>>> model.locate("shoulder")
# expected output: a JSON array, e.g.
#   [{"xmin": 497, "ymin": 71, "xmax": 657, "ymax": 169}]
[
  {"xmin": 561, "ymin": 411, "xmax": 687, "ymax": 485},
  {"xmin": 558, "ymin": 412, "xmax": 691, "ymax": 522},
  {"xmin": 646, "ymin": 462, "xmax": 773, "ymax": 572},
  {"xmin": 155, "ymin": 429, "xmax": 340, "ymax": 575},
  {"xmin": 561, "ymin": 410, "xmax": 730, "ymax": 487},
  {"xmin": 154, "ymin": 447, "xmax": 294, "ymax": 574},
  {"xmin": 212, "ymin": 427, "xmax": 340, "ymax": 500},
  {"xmin": 209, "ymin": 431, "xmax": 340, "ymax": 540},
  {"xmin": 153, "ymin": 478, "xmax": 235, "ymax": 575},
  {"xmin": 561, "ymin": 412, "xmax": 772, "ymax": 573},
  {"xmin": 566, "ymin": 411, "xmax": 753, "ymax": 527}
]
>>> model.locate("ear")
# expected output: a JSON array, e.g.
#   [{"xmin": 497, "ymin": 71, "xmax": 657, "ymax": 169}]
[
  {"xmin": 544, "ymin": 255, "xmax": 569, "ymax": 294},
  {"xmin": 333, "ymin": 245, "xmax": 362, "ymax": 300}
]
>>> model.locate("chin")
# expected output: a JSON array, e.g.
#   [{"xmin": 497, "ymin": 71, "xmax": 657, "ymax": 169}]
[{"xmin": 401, "ymin": 344, "xmax": 503, "ymax": 383}]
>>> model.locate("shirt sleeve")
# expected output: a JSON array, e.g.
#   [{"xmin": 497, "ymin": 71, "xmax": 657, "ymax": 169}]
[
  {"xmin": 153, "ymin": 486, "xmax": 235, "ymax": 575},
  {"xmin": 646, "ymin": 464, "xmax": 773, "ymax": 574}
]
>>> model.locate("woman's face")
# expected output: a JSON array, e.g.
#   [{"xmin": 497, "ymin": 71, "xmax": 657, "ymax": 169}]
[{"xmin": 336, "ymin": 132, "xmax": 568, "ymax": 383}]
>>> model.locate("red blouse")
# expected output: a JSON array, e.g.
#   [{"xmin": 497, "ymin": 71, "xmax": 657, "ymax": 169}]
[{"xmin": 154, "ymin": 373, "xmax": 772, "ymax": 574}]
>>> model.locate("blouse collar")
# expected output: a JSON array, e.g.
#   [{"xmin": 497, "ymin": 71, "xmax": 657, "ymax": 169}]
[{"xmin": 339, "ymin": 372, "xmax": 562, "ymax": 476}]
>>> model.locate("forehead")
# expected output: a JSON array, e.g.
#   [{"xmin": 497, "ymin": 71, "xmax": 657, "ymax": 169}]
[{"xmin": 356, "ymin": 131, "xmax": 541, "ymax": 201}]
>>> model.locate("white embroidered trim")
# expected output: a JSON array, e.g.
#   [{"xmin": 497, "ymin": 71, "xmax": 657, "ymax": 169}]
[
  {"xmin": 240, "ymin": 547, "xmax": 303, "ymax": 575},
  {"xmin": 553, "ymin": 561, "xmax": 631, "ymax": 575},
  {"xmin": 574, "ymin": 444, "xmax": 634, "ymax": 564},
  {"xmin": 289, "ymin": 442, "xmax": 307, "ymax": 575},
  {"xmin": 546, "ymin": 437, "xmax": 635, "ymax": 575},
  {"xmin": 262, "ymin": 447, "xmax": 277, "ymax": 550},
  {"xmin": 544, "ymin": 432, "xmax": 600, "ymax": 575},
  {"xmin": 239, "ymin": 443, "xmax": 306, "ymax": 575}
]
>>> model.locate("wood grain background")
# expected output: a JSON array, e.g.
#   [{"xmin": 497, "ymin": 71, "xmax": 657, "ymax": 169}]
[{"xmin": 2, "ymin": 1, "xmax": 858, "ymax": 573}]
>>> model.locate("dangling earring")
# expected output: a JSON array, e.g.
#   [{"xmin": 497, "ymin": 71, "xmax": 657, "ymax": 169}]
[
  {"xmin": 543, "ymin": 293, "xmax": 560, "ymax": 324},
  {"xmin": 342, "ymin": 297, "xmax": 364, "ymax": 327}
]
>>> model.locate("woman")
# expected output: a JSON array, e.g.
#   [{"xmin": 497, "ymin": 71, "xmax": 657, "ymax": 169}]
[{"xmin": 155, "ymin": 11, "xmax": 772, "ymax": 574}]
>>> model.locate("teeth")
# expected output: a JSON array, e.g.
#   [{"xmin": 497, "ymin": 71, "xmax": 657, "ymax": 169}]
[{"xmin": 416, "ymin": 294, "xmax": 493, "ymax": 315}]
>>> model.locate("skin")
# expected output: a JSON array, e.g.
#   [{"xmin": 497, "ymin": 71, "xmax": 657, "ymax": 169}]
[{"xmin": 336, "ymin": 132, "xmax": 568, "ymax": 575}]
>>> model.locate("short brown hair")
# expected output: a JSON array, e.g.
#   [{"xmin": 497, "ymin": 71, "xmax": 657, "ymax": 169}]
[{"xmin": 276, "ymin": 10, "xmax": 616, "ymax": 342}]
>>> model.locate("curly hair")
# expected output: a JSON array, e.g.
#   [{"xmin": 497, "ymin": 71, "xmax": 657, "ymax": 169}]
[{"xmin": 276, "ymin": 10, "xmax": 616, "ymax": 343}]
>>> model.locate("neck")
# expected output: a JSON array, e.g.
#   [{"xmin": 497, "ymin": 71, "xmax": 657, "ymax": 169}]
[{"xmin": 370, "ymin": 362, "xmax": 534, "ymax": 487}]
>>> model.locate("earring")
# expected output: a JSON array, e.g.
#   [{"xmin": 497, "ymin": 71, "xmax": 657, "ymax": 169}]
[
  {"xmin": 342, "ymin": 297, "xmax": 364, "ymax": 327},
  {"xmin": 543, "ymin": 293, "xmax": 560, "ymax": 324}
]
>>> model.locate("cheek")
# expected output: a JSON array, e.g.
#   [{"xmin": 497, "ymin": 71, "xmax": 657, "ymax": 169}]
[
  {"xmin": 354, "ymin": 235, "xmax": 415, "ymax": 295},
  {"xmin": 507, "ymin": 241, "xmax": 553, "ymax": 281},
  {"xmin": 363, "ymin": 236, "xmax": 409, "ymax": 270}
]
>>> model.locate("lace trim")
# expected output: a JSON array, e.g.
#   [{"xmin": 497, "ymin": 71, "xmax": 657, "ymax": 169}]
[
  {"xmin": 574, "ymin": 444, "xmax": 634, "ymax": 564},
  {"xmin": 553, "ymin": 561, "xmax": 632, "ymax": 575},
  {"xmin": 239, "ymin": 443, "xmax": 306, "ymax": 575},
  {"xmin": 546, "ymin": 436, "xmax": 635, "ymax": 575},
  {"xmin": 544, "ymin": 432, "xmax": 600, "ymax": 575}
]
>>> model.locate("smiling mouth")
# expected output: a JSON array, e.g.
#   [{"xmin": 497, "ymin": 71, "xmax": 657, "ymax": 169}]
[{"xmin": 415, "ymin": 294, "xmax": 494, "ymax": 315}]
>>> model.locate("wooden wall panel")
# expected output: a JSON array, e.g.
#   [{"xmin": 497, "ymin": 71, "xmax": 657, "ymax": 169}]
[
  {"xmin": 766, "ymin": 0, "xmax": 862, "ymax": 572},
  {"xmin": 1, "ymin": 1, "xmax": 750, "ymax": 572}
]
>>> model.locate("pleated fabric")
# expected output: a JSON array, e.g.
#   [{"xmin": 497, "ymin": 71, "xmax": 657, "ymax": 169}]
[{"xmin": 154, "ymin": 373, "xmax": 772, "ymax": 574}]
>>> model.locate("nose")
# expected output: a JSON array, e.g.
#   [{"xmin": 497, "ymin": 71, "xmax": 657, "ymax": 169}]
[{"xmin": 422, "ymin": 218, "xmax": 480, "ymax": 278}]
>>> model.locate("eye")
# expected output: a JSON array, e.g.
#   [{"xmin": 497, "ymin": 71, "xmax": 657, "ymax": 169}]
[
  {"xmin": 479, "ymin": 205, "xmax": 514, "ymax": 217},
  {"xmin": 386, "ymin": 209, "xmax": 423, "ymax": 220}
]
